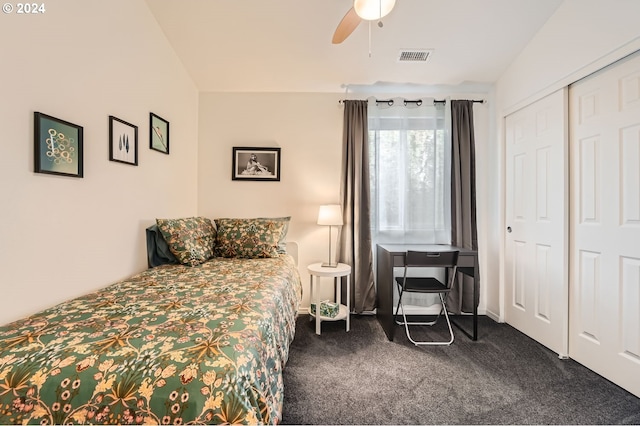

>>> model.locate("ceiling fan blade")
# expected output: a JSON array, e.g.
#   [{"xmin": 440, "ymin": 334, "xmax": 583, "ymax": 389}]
[{"xmin": 332, "ymin": 7, "xmax": 361, "ymax": 44}]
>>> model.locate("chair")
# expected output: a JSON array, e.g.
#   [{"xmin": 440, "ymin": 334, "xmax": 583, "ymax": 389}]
[{"xmin": 395, "ymin": 250, "xmax": 459, "ymax": 346}]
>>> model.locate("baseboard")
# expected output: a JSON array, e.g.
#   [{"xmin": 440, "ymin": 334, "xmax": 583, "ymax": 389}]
[
  {"xmin": 299, "ymin": 305, "xmax": 488, "ymax": 316},
  {"xmin": 486, "ymin": 309, "xmax": 501, "ymax": 323},
  {"xmin": 298, "ymin": 305, "xmax": 443, "ymax": 316},
  {"xmin": 395, "ymin": 304, "xmax": 444, "ymax": 315}
]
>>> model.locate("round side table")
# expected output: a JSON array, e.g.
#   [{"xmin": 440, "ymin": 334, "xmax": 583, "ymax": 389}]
[{"xmin": 307, "ymin": 262, "xmax": 351, "ymax": 335}]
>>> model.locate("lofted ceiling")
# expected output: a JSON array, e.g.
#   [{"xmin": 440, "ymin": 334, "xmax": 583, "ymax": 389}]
[{"xmin": 145, "ymin": 0, "xmax": 564, "ymax": 93}]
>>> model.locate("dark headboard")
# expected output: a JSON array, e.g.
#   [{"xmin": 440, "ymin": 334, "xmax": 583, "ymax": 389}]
[{"xmin": 145, "ymin": 224, "xmax": 178, "ymax": 268}]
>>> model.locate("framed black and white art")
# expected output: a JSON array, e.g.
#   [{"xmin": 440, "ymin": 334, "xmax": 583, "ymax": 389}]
[
  {"xmin": 109, "ymin": 116, "xmax": 138, "ymax": 166},
  {"xmin": 232, "ymin": 147, "xmax": 281, "ymax": 181}
]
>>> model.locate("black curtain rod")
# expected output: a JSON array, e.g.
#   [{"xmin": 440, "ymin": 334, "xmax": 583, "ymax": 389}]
[
  {"xmin": 434, "ymin": 99, "xmax": 485, "ymax": 104},
  {"xmin": 338, "ymin": 99, "xmax": 485, "ymax": 105}
]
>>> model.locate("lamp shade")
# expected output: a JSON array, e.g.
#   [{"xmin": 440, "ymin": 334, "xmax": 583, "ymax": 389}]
[
  {"xmin": 317, "ymin": 204, "xmax": 343, "ymax": 226},
  {"xmin": 354, "ymin": 0, "xmax": 396, "ymax": 21}
]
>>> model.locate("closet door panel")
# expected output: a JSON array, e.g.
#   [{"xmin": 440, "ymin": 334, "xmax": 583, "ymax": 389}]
[
  {"xmin": 569, "ymin": 51, "xmax": 640, "ymax": 398},
  {"xmin": 504, "ymin": 89, "xmax": 569, "ymax": 357}
]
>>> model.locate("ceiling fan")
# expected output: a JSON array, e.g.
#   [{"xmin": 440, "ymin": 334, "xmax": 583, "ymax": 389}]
[{"xmin": 332, "ymin": 0, "xmax": 397, "ymax": 44}]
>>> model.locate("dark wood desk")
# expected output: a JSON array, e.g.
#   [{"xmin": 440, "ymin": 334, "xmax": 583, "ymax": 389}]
[{"xmin": 376, "ymin": 244, "xmax": 480, "ymax": 341}]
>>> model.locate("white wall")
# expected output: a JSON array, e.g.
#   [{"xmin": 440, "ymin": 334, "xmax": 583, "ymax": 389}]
[
  {"xmin": 198, "ymin": 91, "xmax": 490, "ymax": 312},
  {"xmin": 497, "ymin": 0, "xmax": 640, "ymax": 113},
  {"xmin": 489, "ymin": 0, "xmax": 640, "ymax": 320},
  {"xmin": 198, "ymin": 92, "xmax": 343, "ymax": 309},
  {"xmin": 0, "ymin": 0, "xmax": 199, "ymax": 325}
]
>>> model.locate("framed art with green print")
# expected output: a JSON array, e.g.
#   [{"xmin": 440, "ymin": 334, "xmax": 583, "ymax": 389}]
[{"xmin": 34, "ymin": 112, "xmax": 83, "ymax": 178}]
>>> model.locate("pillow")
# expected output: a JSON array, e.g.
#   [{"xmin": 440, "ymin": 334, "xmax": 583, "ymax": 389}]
[
  {"xmin": 214, "ymin": 218, "xmax": 285, "ymax": 259},
  {"xmin": 156, "ymin": 217, "xmax": 216, "ymax": 266},
  {"xmin": 259, "ymin": 216, "xmax": 291, "ymax": 253}
]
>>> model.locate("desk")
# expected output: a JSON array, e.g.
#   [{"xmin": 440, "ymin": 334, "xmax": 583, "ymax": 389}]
[{"xmin": 376, "ymin": 244, "xmax": 479, "ymax": 341}]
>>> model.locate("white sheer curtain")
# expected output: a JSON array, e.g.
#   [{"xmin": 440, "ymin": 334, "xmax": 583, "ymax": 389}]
[
  {"xmin": 368, "ymin": 97, "xmax": 452, "ymax": 310},
  {"xmin": 368, "ymin": 97, "xmax": 451, "ymax": 245}
]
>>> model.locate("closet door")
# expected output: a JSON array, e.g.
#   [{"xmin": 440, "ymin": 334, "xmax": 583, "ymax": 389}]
[
  {"xmin": 569, "ymin": 51, "xmax": 640, "ymax": 398},
  {"xmin": 504, "ymin": 89, "xmax": 569, "ymax": 357}
]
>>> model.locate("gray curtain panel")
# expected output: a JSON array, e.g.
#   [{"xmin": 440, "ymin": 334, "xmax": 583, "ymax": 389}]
[
  {"xmin": 448, "ymin": 100, "xmax": 479, "ymax": 314},
  {"xmin": 337, "ymin": 100, "xmax": 377, "ymax": 313}
]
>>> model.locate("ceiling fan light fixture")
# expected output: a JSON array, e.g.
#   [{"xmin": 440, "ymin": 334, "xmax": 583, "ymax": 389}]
[{"xmin": 353, "ymin": 0, "xmax": 396, "ymax": 21}]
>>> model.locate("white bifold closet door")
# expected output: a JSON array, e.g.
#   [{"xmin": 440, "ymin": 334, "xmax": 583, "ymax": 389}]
[
  {"xmin": 504, "ymin": 89, "xmax": 569, "ymax": 358},
  {"xmin": 569, "ymin": 51, "xmax": 640, "ymax": 398}
]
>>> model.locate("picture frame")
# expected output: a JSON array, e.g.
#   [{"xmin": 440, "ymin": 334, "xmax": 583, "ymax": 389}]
[
  {"xmin": 232, "ymin": 147, "xmax": 281, "ymax": 181},
  {"xmin": 34, "ymin": 112, "xmax": 83, "ymax": 178},
  {"xmin": 149, "ymin": 112, "xmax": 169, "ymax": 154},
  {"xmin": 109, "ymin": 116, "xmax": 138, "ymax": 166}
]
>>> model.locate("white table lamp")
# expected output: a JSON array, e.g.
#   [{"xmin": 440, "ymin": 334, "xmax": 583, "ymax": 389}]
[{"xmin": 317, "ymin": 204, "xmax": 343, "ymax": 267}]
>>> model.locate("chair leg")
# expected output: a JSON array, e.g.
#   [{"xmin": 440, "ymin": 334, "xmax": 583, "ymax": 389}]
[
  {"xmin": 399, "ymin": 293, "xmax": 455, "ymax": 346},
  {"xmin": 438, "ymin": 293, "xmax": 455, "ymax": 345}
]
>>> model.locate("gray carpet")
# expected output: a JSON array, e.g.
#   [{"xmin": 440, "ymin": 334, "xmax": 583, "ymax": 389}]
[{"xmin": 281, "ymin": 314, "xmax": 640, "ymax": 425}]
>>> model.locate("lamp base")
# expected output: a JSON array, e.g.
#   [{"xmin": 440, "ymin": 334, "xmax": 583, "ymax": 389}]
[{"xmin": 321, "ymin": 262, "xmax": 339, "ymax": 268}]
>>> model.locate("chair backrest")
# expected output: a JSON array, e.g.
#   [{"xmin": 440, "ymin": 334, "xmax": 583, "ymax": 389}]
[{"xmin": 404, "ymin": 250, "xmax": 459, "ymax": 268}]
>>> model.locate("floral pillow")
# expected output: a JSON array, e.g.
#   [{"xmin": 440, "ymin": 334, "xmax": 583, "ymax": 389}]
[
  {"xmin": 156, "ymin": 217, "xmax": 216, "ymax": 266},
  {"xmin": 214, "ymin": 218, "xmax": 285, "ymax": 258},
  {"xmin": 259, "ymin": 216, "xmax": 291, "ymax": 254}
]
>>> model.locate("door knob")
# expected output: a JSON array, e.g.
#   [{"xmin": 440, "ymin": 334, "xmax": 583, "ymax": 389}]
[{"xmin": 507, "ymin": 226, "xmax": 512, "ymax": 233}]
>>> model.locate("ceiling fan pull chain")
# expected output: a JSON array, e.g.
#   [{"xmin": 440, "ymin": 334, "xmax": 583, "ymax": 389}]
[{"xmin": 368, "ymin": 20, "xmax": 372, "ymax": 57}]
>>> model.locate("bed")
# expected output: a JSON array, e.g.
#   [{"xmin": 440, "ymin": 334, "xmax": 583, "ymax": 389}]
[{"xmin": 0, "ymin": 216, "xmax": 301, "ymax": 425}]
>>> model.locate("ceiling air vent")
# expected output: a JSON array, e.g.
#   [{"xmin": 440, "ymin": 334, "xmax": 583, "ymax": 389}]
[{"xmin": 398, "ymin": 49, "xmax": 433, "ymax": 63}]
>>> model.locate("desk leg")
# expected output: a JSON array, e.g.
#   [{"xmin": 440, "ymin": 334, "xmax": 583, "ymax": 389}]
[
  {"xmin": 473, "ymin": 260, "xmax": 479, "ymax": 340},
  {"xmin": 448, "ymin": 267, "xmax": 478, "ymax": 341},
  {"xmin": 376, "ymin": 245, "xmax": 395, "ymax": 341}
]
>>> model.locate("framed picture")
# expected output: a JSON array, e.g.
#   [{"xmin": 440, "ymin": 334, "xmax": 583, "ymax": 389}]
[
  {"xmin": 109, "ymin": 116, "xmax": 138, "ymax": 166},
  {"xmin": 149, "ymin": 112, "xmax": 169, "ymax": 154},
  {"xmin": 232, "ymin": 147, "xmax": 281, "ymax": 181},
  {"xmin": 34, "ymin": 112, "xmax": 83, "ymax": 178}
]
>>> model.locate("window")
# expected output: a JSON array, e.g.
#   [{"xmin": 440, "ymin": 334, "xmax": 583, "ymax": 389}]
[{"xmin": 368, "ymin": 98, "xmax": 451, "ymax": 245}]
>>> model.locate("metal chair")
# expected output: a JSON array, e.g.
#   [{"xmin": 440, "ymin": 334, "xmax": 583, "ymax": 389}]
[{"xmin": 395, "ymin": 250, "xmax": 459, "ymax": 346}]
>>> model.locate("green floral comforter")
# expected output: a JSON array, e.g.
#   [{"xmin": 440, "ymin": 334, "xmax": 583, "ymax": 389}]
[{"xmin": 0, "ymin": 255, "xmax": 301, "ymax": 425}]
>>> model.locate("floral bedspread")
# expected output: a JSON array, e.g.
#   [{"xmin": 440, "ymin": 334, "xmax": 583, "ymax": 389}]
[{"xmin": 0, "ymin": 255, "xmax": 301, "ymax": 425}]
